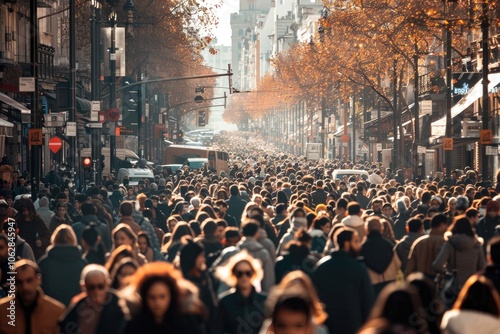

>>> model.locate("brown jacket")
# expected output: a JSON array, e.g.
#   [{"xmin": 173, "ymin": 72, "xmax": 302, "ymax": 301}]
[
  {"xmin": 0, "ymin": 289, "xmax": 65, "ymax": 334},
  {"xmin": 405, "ymin": 230, "xmax": 445, "ymax": 278},
  {"xmin": 118, "ymin": 216, "xmax": 141, "ymax": 235},
  {"xmin": 367, "ymin": 252, "xmax": 401, "ymax": 285}
]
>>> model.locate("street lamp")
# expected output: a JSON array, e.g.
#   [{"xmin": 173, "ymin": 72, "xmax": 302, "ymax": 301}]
[{"xmin": 90, "ymin": 0, "xmax": 102, "ymax": 186}]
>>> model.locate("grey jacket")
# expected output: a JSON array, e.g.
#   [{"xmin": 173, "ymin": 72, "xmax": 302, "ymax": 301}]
[{"xmin": 433, "ymin": 233, "xmax": 486, "ymax": 287}]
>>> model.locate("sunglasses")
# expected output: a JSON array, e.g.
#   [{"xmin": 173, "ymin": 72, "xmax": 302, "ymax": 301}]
[
  {"xmin": 235, "ymin": 270, "xmax": 254, "ymax": 278},
  {"xmin": 86, "ymin": 283, "xmax": 106, "ymax": 291}
]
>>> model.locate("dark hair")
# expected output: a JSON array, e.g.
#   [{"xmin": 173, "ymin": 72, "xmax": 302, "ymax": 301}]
[
  {"xmin": 82, "ymin": 223, "xmax": 106, "ymax": 264},
  {"xmin": 201, "ymin": 219, "xmax": 217, "ymax": 236},
  {"xmin": 81, "ymin": 201, "xmax": 97, "ymax": 216},
  {"xmin": 312, "ymin": 216, "xmax": 331, "ymax": 230},
  {"xmin": 465, "ymin": 208, "xmax": 479, "ymax": 219},
  {"xmin": 271, "ymin": 294, "xmax": 311, "ymax": 325},
  {"xmin": 336, "ymin": 228, "xmax": 355, "ymax": 250},
  {"xmin": 488, "ymin": 236, "xmax": 500, "ymax": 265},
  {"xmin": 137, "ymin": 231, "xmax": 152, "ymax": 248},
  {"xmin": 229, "ymin": 184, "xmax": 240, "ymax": 196},
  {"xmin": 275, "ymin": 203, "xmax": 286, "ymax": 215},
  {"xmin": 110, "ymin": 258, "xmax": 139, "ymax": 290},
  {"xmin": 448, "ymin": 216, "xmax": 475, "ymax": 237},
  {"xmin": 454, "ymin": 275, "xmax": 500, "ymax": 317},
  {"xmin": 347, "ymin": 202, "xmax": 361, "ymax": 215},
  {"xmin": 336, "ymin": 198, "xmax": 348, "ymax": 210},
  {"xmin": 407, "ymin": 218, "xmax": 423, "ymax": 233},
  {"xmin": 224, "ymin": 227, "xmax": 240, "ymax": 240},
  {"xmin": 431, "ymin": 213, "xmax": 448, "ymax": 229},
  {"xmin": 120, "ymin": 201, "xmax": 134, "ymax": 216},
  {"xmin": 242, "ymin": 220, "xmax": 259, "ymax": 237}
]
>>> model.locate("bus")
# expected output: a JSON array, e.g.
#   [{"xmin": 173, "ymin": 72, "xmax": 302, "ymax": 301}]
[{"xmin": 163, "ymin": 145, "xmax": 229, "ymax": 172}]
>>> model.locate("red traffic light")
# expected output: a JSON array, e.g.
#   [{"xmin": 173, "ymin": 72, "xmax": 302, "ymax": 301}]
[{"xmin": 83, "ymin": 157, "xmax": 92, "ymax": 167}]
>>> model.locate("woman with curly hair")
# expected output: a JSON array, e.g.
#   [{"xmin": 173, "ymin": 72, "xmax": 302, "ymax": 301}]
[{"xmin": 15, "ymin": 197, "xmax": 51, "ymax": 260}]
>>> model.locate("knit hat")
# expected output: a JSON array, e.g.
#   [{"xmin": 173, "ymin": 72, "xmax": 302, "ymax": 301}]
[
  {"xmin": 179, "ymin": 240, "xmax": 204, "ymax": 277},
  {"xmin": 430, "ymin": 195, "xmax": 442, "ymax": 204},
  {"xmin": 39, "ymin": 196, "xmax": 49, "ymax": 208},
  {"xmin": 315, "ymin": 204, "xmax": 327, "ymax": 213}
]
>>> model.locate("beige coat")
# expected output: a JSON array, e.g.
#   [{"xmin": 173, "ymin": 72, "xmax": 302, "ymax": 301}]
[{"xmin": 367, "ymin": 251, "xmax": 401, "ymax": 285}]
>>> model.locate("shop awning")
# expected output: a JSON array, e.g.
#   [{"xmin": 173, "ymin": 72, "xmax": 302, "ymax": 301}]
[
  {"xmin": 0, "ymin": 118, "xmax": 14, "ymax": 127},
  {"xmin": 431, "ymin": 72, "xmax": 500, "ymax": 137},
  {"xmin": 0, "ymin": 92, "xmax": 30, "ymax": 114}
]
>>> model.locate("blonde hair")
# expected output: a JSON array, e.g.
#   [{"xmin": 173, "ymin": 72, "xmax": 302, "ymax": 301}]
[
  {"xmin": 51, "ymin": 224, "xmax": 77, "ymax": 246},
  {"xmin": 215, "ymin": 250, "xmax": 264, "ymax": 291},
  {"xmin": 278, "ymin": 270, "xmax": 328, "ymax": 325}
]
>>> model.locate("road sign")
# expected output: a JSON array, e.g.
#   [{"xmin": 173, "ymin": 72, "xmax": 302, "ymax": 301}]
[
  {"xmin": 28, "ymin": 128, "xmax": 42, "ymax": 145},
  {"xmin": 66, "ymin": 121, "xmax": 77, "ymax": 137},
  {"xmin": 443, "ymin": 137, "xmax": 453, "ymax": 151},
  {"xmin": 99, "ymin": 110, "xmax": 106, "ymax": 123},
  {"xmin": 19, "ymin": 77, "xmax": 35, "ymax": 92},
  {"xmin": 486, "ymin": 146, "xmax": 498, "ymax": 155},
  {"xmin": 91, "ymin": 101, "xmax": 100, "ymax": 122},
  {"xmin": 85, "ymin": 123, "xmax": 103, "ymax": 129},
  {"xmin": 417, "ymin": 146, "xmax": 426, "ymax": 154},
  {"xmin": 341, "ymin": 134, "xmax": 349, "ymax": 143},
  {"xmin": 48, "ymin": 136, "xmax": 62, "ymax": 153},
  {"xmin": 107, "ymin": 108, "xmax": 121, "ymax": 122},
  {"xmin": 480, "ymin": 129, "xmax": 493, "ymax": 144},
  {"xmin": 376, "ymin": 143, "xmax": 383, "ymax": 151},
  {"xmin": 420, "ymin": 100, "xmax": 432, "ymax": 115}
]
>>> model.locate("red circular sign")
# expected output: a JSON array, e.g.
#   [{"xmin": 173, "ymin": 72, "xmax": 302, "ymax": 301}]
[
  {"xmin": 107, "ymin": 108, "xmax": 121, "ymax": 122},
  {"xmin": 98, "ymin": 110, "xmax": 107, "ymax": 123},
  {"xmin": 48, "ymin": 136, "xmax": 62, "ymax": 154}
]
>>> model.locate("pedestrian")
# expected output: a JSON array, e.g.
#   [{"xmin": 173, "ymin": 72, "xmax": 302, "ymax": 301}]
[
  {"xmin": 36, "ymin": 196, "xmax": 54, "ymax": 228},
  {"xmin": 477, "ymin": 200, "xmax": 500, "ymax": 247},
  {"xmin": 0, "ymin": 260, "xmax": 65, "ymax": 334},
  {"xmin": 395, "ymin": 218, "xmax": 424, "ymax": 273},
  {"xmin": 81, "ymin": 222, "xmax": 106, "ymax": 265},
  {"xmin": 441, "ymin": 275, "xmax": 500, "ymax": 333},
  {"xmin": 110, "ymin": 258, "xmax": 139, "ymax": 291},
  {"xmin": 15, "ymin": 198, "xmax": 51, "ymax": 260},
  {"xmin": 111, "ymin": 224, "xmax": 147, "ymax": 265},
  {"xmin": 49, "ymin": 202, "xmax": 72, "ymax": 233},
  {"xmin": 213, "ymin": 251, "xmax": 267, "ymax": 334},
  {"xmin": 137, "ymin": 232, "xmax": 163, "ymax": 262},
  {"xmin": 161, "ymin": 222, "xmax": 194, "ymax": 262},
  {"xmin": 276, "ymin": 207, "xmax": 307, "ymax": 256},
  {"xmin": 312, "ymin": 227, "xmax": 374, "ymax": 334},
  {"xmin": 38, "ymin": 224, "xmax": 87, "ymax": 306},
  {"xmin": 341, "ymin": 202, "xmax": 366, "ymax": 241}
]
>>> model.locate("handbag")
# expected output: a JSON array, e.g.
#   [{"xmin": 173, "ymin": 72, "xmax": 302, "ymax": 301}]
[{"xmin": 441, "ymin": 246, "xmax": 460, "ymax": 307}]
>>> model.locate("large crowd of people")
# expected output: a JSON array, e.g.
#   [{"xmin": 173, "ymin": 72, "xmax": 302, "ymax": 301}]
[{"xmin": 0, "ymin": 131, "xmax": 499, "ymax": 334}]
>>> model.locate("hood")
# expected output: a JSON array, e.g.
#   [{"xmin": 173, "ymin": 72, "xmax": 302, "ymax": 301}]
[
  {"xmin": 257, "ymin": 228, "xmax": 268, "ymax": 241},
  {"xmin": 47, "ymin": 245, "xmax": 82, "ymax": 262},
  {"xmin": 445, "ymin": 232, "xmax": 483, "ymax": 251},
  {"xmin": 238, "ymin": 237, "xmax": 265, "ymax": 253},
  {"xmin": 342, "ymin": 215, "xmax": 365, "ymax": 228},
  {"xmin": 361, "ymin": 233, "xmax": 394, "ymax": 274},
  {"xmin": 441, "ymin": 310, "xmax": 500, "ymax": 334},
  {"xmin": 309, "ymin": 229, "xmax": 325, "ymax": 238}
]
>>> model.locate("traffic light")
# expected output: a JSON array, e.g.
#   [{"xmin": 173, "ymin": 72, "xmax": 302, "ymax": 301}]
[
  {"xmin": 121, "ymin": 76, "xmax": 141, "ymax": 136},
  {"xmin": 82, "ymin": 157, "xmax": 92, "ymax": 182},
  {"xmin": 198, "ymin": 111, "xmax": 206, "ymax": 127},
  {"xmin": 176, "ymin": 129, "xmax": 184, "ymax": 143}
]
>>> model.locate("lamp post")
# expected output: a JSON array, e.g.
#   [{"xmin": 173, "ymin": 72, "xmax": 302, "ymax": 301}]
[
  {"xmin": 108, "ymin": 9, "xmax": 117, "ymax": 174},
  {"xmin": 29, "ymin": 0, "xmax": 40, "ymax": 198},
  {"xmin": 480, "ymin": 1, "xmax": 490, "ymax": 181},
  {"xmin": 91, "ymin": 0, "xmax": 102, "ymax": 186}
]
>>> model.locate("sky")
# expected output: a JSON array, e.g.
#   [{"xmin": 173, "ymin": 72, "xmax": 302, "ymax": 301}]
[{"xmin": 210, "ymin": 0, "xmax": 239, "ymax": 46}]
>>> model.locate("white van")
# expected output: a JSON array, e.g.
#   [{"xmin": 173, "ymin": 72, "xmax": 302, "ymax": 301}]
[
  {"xmin": 116, "ymin": 168, "xmax": 154, "ymax": 186},
  {"xmin": 80, "ymin": 148, "xmax": 140, "ymax": 176},
  {"xmin": 331, "ymin": 169, "xmax": 369, "ymax": 181}
]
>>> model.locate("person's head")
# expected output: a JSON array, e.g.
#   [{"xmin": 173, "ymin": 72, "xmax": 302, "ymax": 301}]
[
  {"xmin": 347, "ymin": 202, "xmax": 361, "ymax": 216},
  {"xmin": 179, "ymin": 239, "xmax": 205, "ymax": 277},
  {"xmin": 137, "ymin": 232, "xmax": 152, "ymax": 254},
  {"xmin": 312, "ymin": 216, "xmax": 331, "ymax": 234},
  {"xmin": 431, "ymin": 213, "xmax": 448, "ymax": 233},
  {"xmin": 112, "ymin": 223, "xmax": 138, "ymax": 248},
  {"xmin": 241, "ymin": 219, "xmax": 260, "ymax": 238},
  {"xmin": 110, "ymin": 258, "xmax": 139, "ymax": 290},
  {"xmin": 336, "ymin": 198, "xmax": 348, "ymax": 215},
  {"xmin": 335, "ymin": 228, "xmax": 361, "ymax": 256},
  {"xmin": 80, "ymin": 264, "xmax": 111, "ymax": 305},
  {"xmin": 456, "ymin": 195, "xmax": 469, "ymax": 212},
  {"xmin": 130, "ymin": 262, "xmax": 182, "ymax": 322},
  {"xmin": 215, "ymin": 251, "xmax": 263, "ymax": 291},
  {"xmin": 51, "ymin": 224, "xmax": 77, "ymax": 246},
  {"xmin": 487, "ymin": 236, "xmax": 500, "ymax": 265},
  {"xmin": 448, "ymin": 215, "xmax": 475, "ymax": 237},
  {"xmin": 18, "ymin": 198, "xmax": 37, "ymax": 221},
  {"xmin": 229, "ymin": 184, "xmax": 240, "ymax": 196},
  {"xmin": 465, "ymin": 208, "xmax": 480, "ymax": 225},
  {"xmin": 201, "ymin": 219, "xmax": 217, "ymax": 237},
  {"xmin": 15, "ymin": 260, "xmax": 42, "ymax": 305},
  {"xmin": 371, "ymin": 198, "xmax": 384, "ymax": 214},
  {"xmin": 382, "ymin": 203, "xmax": 394, "ymax": 217},
  {"xmin": 430, "ymin": 196, "xmax": 442, "ymax": 210},
  {"xmin": 224, "ymin": 227, "xmax": 241, "ymax": 247},
  {"xmin": 406, "ymin": 218, "xmax": 424, "ymax": 234},
  {"xmin": 486, "ymin": 200, "xmax": 500, "ymax": 219},
  {"xmin": 215, "ymin": 219, "xmax": 227, "ymax": 241},
  {"xmin": 81, "ymin": 201, "xmax": 97, "ymax": 216},
  {"xmin": 119, "ymin": 201, "xmax": 134, "ymax": 217},
  {"xmin": 454, "ymin": 275, "xmax": 500, "ymax": 317},
  {"xmin": 365, "ymin": 216, "xmax": 382, "ymax": 235},
  {"xmin": 269, "ymin": 291, "xmax": 314, "ymax": 334}
]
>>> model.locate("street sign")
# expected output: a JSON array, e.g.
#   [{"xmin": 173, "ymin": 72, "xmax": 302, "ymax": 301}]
[
  {"xmin": 99, "ymin": 110, "xmax": 106, "ymax": 123},
  {"xmin": 48, "ymin": 136, "xmax": 62, "ymax": 153},
  {"xmin": 107, "ymin": 108, "xmax": 121, "ymax": 122},
  {"xmin": 480, "ymin": 129, "xmax": 493, "ymax": 144},
  {"xmin": 486, "ymin": 146, "xmax": 498, "ymax": 155},
  {"xmin": 420, "ymin": 100, "xmax": 432, "ymax": 115},
  {"xmin": 19, "ymin": 77, "xmax": 35, "ymax": 92},
  {"xmin": 444, "ymin": 137, "xmax": 453, "ymax": 151},
  {"xmin": 85, "ymin": 123, "xmax": 103, "ymax": 129},
  {"xmin": 417, "ymin": 146, "xmax": 426, "ymax": 154},
  {"xmin": 66, "ymin": 121, "xmax": 77, "ymax": 137},
  {"xmin": 28, "ymin": 128, "xmax": 42, "ymax": 145},
  {"xmin": 376, "ymin": 143, "xmax": 383, "ymax": 151},
  {"xmin": 91, "ymin": 101, "xmax": 100, "ymax": 122}
]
